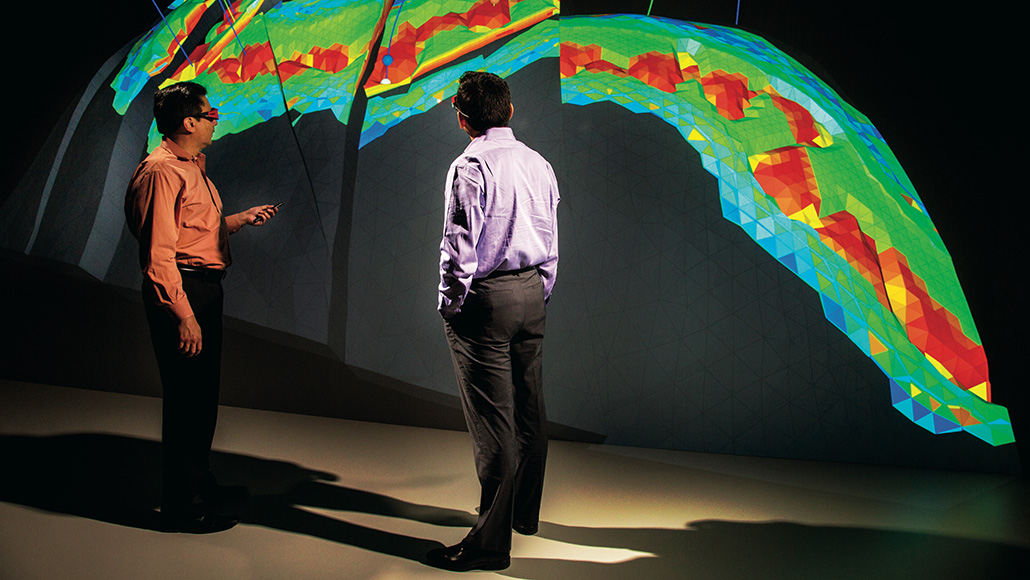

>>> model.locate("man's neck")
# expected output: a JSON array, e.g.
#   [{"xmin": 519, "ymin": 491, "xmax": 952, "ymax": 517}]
[{"xmin": 167, "ymin": 134, "xmax": 203, "ymax": 158}]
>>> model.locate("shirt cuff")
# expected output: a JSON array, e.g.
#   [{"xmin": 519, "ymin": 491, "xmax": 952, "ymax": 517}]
[
  {"xmin": 168, "ymin": 297, "xmax": 195, "ymax": 321},
  {"xmin": 226, "ymin": 213, "xmax": 245, "ymax": 233}
]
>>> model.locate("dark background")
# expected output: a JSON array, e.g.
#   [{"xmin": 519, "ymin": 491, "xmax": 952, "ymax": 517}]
[{"xmin": 4, "ymin": 1, "xmax": 1023, "ymax": 466}]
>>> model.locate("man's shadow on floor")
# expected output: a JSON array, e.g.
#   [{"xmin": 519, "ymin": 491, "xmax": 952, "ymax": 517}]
[
  {"xmin": 0, "ymin": 432, "xmax": 474, "ymax": 562},
  {"xmin": 4, "ymin": 433, "xmax": 1027, "ymax": 579},
  {"xmin": 501, "ymin": 518, "xmax": 1029, "ymax": 580}
]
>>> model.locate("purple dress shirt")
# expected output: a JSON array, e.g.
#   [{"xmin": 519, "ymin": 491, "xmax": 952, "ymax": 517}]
[{"xmin": 439, "ymin": 127, "xmax": 560, "ymax": 318}]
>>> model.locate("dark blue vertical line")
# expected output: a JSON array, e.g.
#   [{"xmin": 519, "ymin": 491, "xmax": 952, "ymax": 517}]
[
  {"xmin": 150, "ymin": 0, "xmax": 194, "ymax": 67},
  {"xmin": 736, "ymin": 0, "xmax": 741, "ymax": 25},
  {"xmin": 217, "ymin": 0, "xmax": 248, "ymax": 56},
  {"xmin": 381, "ymin": 0, "xmax": 407, "ymax": 83}
]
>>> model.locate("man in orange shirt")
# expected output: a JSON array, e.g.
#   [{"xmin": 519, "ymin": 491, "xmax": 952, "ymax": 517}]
[{"xmin": 125, "ymin": 81, "xmax": 277, "ymax": 533}]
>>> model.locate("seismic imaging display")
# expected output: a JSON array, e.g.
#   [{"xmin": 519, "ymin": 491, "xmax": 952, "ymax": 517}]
[
  {"xmin": 360, "ymin": 0, "xmax": 559, "ymax": 145},
  {"xmin": 557, "ymin": 14, "xmax": 1008, "ymax": 445},
  {"xmin": 112, "ymin": 0, "xmax": 386, "ymax": 151},
  {"xmin": 4, "ymin": 0, "xmax": 1013, "ymax": 465}
]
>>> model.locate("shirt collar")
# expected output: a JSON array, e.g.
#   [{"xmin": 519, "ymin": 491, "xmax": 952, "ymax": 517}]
[
  {"xmin": 480, "ymin": 127, "xmax": 515, "ymax": 141},
  {"xmin": 161, "ymin": 137, "xmax": 206, "ymax": 169}
]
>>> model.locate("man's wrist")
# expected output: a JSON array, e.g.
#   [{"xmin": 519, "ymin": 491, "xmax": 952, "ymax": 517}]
[{"xmin": 169, "ymin": 300, "xmax": 195, "ymax": 322}]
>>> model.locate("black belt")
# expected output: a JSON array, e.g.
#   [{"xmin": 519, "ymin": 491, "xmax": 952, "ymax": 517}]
[
  {"xmin": 482, "ymin": 265, "xmax": 537, "ymax": 279},
  {"xmin": 178, "ymin": 265, "xmax": 226, "ymax": 282}
]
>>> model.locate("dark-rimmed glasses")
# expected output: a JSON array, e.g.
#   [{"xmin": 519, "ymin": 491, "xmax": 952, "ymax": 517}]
[{"xmin": 192, "ymin": 108, "xmax": 219, "ymax": 122}]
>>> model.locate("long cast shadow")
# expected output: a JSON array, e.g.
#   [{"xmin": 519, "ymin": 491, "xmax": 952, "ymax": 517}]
[
  {"xmin": 503, "ymin": 519, "xmax": 1029, "ymax": 580},
  {"xmin": 4, "ymin": 433, "xmax": 1026, "ymax": 577},
  {"xmin": 0, "ymin": 433, "xmax": 474, "ymax": 563}
]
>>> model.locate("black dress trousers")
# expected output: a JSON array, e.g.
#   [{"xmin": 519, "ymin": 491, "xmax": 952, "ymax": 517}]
[
  {"xmin": 143, "ymin": 271, "xmax": 224, "ymax": 516},
  {"xmin": 444, "ymin": 267, "xmax": 548, "ymax": 554}
]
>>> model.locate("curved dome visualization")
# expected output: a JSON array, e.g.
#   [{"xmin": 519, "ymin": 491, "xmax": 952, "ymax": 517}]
[{"xmin": 3, "ymin": 0, "xmax": 1013, "ymax": 465}]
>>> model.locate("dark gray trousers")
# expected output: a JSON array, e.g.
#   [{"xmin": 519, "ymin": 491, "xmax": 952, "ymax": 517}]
[{"xmin": 444, "ymin": 267, "xmax": 548, "ymax": 554}]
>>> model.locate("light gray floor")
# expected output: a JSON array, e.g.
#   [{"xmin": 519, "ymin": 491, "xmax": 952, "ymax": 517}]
[{"xmin": 1, "ymin": 380, "xmax": 1027, "ymax": 579}]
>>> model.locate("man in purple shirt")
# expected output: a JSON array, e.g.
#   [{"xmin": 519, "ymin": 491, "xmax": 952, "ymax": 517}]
[{"xmin": 428, "ymin": 71, "xmax": 559, "ymax": 572}]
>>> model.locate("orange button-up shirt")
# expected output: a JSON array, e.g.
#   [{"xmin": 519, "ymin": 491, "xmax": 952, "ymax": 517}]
[{"xmin": 125, "ymin": 138, "xmax": 244, "ymax": 321}]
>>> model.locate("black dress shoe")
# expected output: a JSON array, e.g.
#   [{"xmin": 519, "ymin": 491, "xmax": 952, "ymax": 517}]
[
  {"xmin": 513, "ymin": 521, "xmax": 538, "ymax": 536},
  {"xmin": 160, "ymin": 511, "xmax": 239, "ymax": 534},
  {"xmin": 426, "ymin": 542, "xmax": 510, "ymax": 572}
]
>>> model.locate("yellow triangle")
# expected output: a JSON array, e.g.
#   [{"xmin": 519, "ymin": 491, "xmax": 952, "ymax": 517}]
[
  {"xmin": 748, "ymin": 153, "xmax": 770, "ymax": 172},
  {"xmin": 925, "ymin": 353, "xmax": 954, "ymax": 381},
  {"xmin": 969, "ymin": 382, "xmax": 989, "ymax": 401}
]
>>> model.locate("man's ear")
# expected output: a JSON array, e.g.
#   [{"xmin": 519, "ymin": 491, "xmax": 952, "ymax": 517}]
[
  {"xmin": 181, "ymin": 115, "xmax": 198, "ymax": 135},
  {"xmin": 509, "ymin": 103, "xmax": 514, "ymax": 120}
]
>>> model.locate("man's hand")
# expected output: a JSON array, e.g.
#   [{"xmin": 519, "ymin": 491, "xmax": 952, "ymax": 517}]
[
  {"xmin": 178, "ymin": 316, "xmax": 203, "ymax": 357},
  {"xmin": 242, "ymin": 204, "xmax": 279, "ymax": 226}
]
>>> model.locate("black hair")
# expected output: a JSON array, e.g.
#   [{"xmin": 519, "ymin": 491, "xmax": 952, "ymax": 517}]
[
  {"xmin": 153, "ymin": 81, "xmax": 208, "ymax": 137},
  {"xmin": 453, "ymin": 71, "xmax": 511, "ymax": 132}
]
